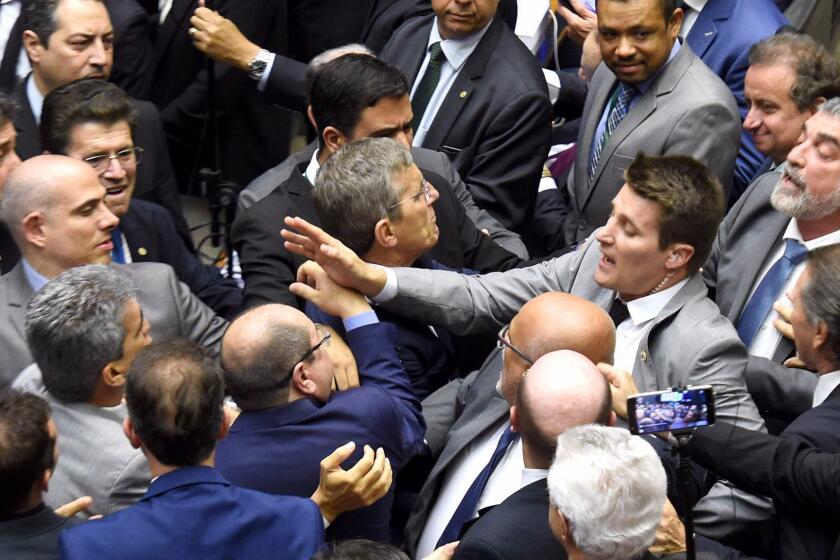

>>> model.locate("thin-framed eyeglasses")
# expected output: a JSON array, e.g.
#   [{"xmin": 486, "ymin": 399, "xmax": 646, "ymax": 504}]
[
  {"xmin": 83, "ymin": 147, "xmax": 144, "ymax": 174},
  {"xmin": 388, "ymin": 178, "xmax": 432, "ymax": 211},
  {"xmin": 286, "ymin": 327, "xmax": 332, "ymax": 378},
  {"xmin": 496, "ymin": 324, "xmax": 534, "ymax": 365}
]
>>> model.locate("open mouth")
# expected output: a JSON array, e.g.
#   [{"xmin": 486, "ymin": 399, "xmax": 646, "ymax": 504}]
[
  {"xmin": 106, "ymin": 186, "xmax": 127, "ymax": 197},
  {"xmin": 601, "ymin": 253, "xmax": 616, "ymax": 266}
]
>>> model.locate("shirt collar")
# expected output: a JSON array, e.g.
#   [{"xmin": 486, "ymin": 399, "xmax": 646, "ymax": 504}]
[
  {"xmin": 429, "ymin": 17, "xmax": 492, "ymax": 72},
  {"xmin": 633, "ymin": 39, "xmax": 682, "ymax": 95},
  {"xmin": 813, "ymin": 370, "xmax": 840, "ymax": 407},
  {"xmin": 26, "ymin": 74, "xmax": 45, "ymax": 124},
  {"xmin": 682, "ymin": 0, "xmax": 708, "ymax": 12},
  {"xmin": 303, "ymin": 149, "xmax": 321, "ymax": 185},
  {"xmin": 783, "ymin": 219, "xmax": 840, "ymax": 251},
  {"xmin": 21, "ymin": 259, "xmax": 49, "ymax": 292},
  {"xmin": 624, "ymin": 277, "xmax": 690, "ymax": 326}
]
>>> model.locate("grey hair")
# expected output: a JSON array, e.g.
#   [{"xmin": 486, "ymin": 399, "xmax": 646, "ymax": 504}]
[
  {"xmin": 25, "ymin": 264, "xmax": 135, "ymax": 403},
  {"xmin": 547, "ymin": 425, "xmax": 666, "ymax": 560},
  {"xmin": 819, "ymin": 96, "xmax": 840, "ymax": 119},
  {"xmin": 305, "ymin": 43, "xmax": 374, "ymax": 85},
  {"xmin": 800, "ymin": 245, "xmax": 840, "ymax": 365},
  {"xmin": 314, "ymin": 137, "xmax": 414, "ymax": 255}
]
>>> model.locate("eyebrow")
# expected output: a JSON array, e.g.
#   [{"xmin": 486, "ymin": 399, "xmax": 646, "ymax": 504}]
[
  {"xmin": 136, "ymin": 308, "xmax": 145, "ymax": 337},
  {"xmin": 815, "ymin": 132, "xmax": 840, "ymax": 148},
  {"xmin": 72, "ymin": 197, "xmax": 102, "ymax": 214}
]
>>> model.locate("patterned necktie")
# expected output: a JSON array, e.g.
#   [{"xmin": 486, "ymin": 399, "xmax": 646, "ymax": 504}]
[
  {"xmin": 737, "ymin": 239, "xmax": 809, "ymax": 347},
  {"xmin": 588, "ymin": 82, "xmax": 638, "ymax": 181},
  {"xmin": 411, "ymin": 42, "xmax": 445, "ymax": 133},
  {"xmin": 436, "ymin": 425, "xmax": 520, "ymax": 547}
]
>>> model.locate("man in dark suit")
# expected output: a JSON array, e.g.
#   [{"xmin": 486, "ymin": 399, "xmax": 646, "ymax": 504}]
[
  {"xmin": 0, "ymin": 155, "xmax": 227, "ymax": 387},
  {"xmin": 0, "ymin": 389, "xmax": 82, "ymax": 560},
  {"xmin": 59, "ymin": 338, "xmax": 394, "ymax": 559},
  {"xmin": 453, "ymin": 350, "xmax": 614, "ymax": 560},
  {"xmin": 233, "ymin": 53, "xmax": 521, "ymax": 311},
  {"xmin": 14, "ymin": 0, "xmax": 190, "ymax": 247},
  {"xmin": 40, "ymin": 78, "xmax": 243, "ymax": 319},
  {"xmin": 0, "ymin": 93, "xmax": 22, "ymax": 274},
  {"xmin": 215, "ymin": 270, "xmax": 425, "ymax": 542},
  {"xmin": 378, "ymin": 1, "xmax": 552, "ymax": 235}
]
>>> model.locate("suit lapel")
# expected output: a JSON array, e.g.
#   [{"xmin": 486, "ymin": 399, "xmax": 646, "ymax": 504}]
[
  {"xmin": 573, "ymin": 66, "xmax": 616, "ymax": 206},
  {"xmin": 0, "ymin": 6, "xmax": 25, "ymax": 92},
  {"xmin": 430, "ymin": 397, "xmax": 508, "ymax": 480},
  {"xmin": 5, "ymin": 264, "xmax": 33, "ymax": 345},
  {"xmin": 11, "ymin": 78, "xmax": 40, "ymax": 158},
  {"xmin": 421, "ymin": 18, "xmax": 501, "ymax": 150},
  {"xmin": 684, "ymin": 0, "xmax": 732, "ymax": 60},
  {"xmin": 153, "ymin": 0, "xmax": 196, "ymax": 69}
]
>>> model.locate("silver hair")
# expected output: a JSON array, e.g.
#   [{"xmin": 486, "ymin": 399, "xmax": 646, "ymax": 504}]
[
  {"xmin": 800, "ymin": 246, "xmax": 840, "ymax": 364},
  {"xmin": 25, "ymin": 264, "xmax": 136, "ymax": 403},
  {"xmin": 314, "ymin": 137, "xmax": 413, "ymax": 255},
  {"xmin": 819, "ymin": 96, "xmax": 840, "ymax": 119},
  {"xmin": 547, "ymin": 424, "xmax": 666, "ymax": 560},
  {"xmin": 307, "ymin": 43, "xmax": 374, "ymax": 75}
]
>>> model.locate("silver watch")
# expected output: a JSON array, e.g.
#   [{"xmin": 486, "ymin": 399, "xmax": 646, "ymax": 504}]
[{"xmin": 248, "ymin": 49, "xmax": 272, "ymax": 81}]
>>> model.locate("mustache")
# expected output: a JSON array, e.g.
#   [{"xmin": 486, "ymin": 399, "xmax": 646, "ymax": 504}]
[{"xmin": 781, "ymin": 163, "xmax": 806, "ymax": 189}]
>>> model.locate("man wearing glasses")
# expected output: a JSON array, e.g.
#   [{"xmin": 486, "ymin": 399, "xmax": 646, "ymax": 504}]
[
  {"xmin": 38, "ymin": 78, "xmax": 243, "ymax": 320},
  {"xmin": 216, "ymin": 265, "xmax": 425, "ymax": 543}
]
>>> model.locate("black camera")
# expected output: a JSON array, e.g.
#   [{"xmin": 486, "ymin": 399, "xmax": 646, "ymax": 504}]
[{"xmin": 627, "ymin": 385, "xmax": 715, "ymax": 435}]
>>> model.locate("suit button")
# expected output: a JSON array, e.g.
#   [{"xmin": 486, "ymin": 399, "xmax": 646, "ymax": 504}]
[{"xmin": 578, "ymin": 220, "xmax": 588, "ymax": 231}]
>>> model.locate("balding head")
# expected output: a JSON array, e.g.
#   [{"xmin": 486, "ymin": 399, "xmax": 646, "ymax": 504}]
[
  {"xmin": 221, "ymin": 304, "xmax": 333, "ymax": 409},
  {"xmin": 498, "ymin": 292, "xmax": 615, "ymax": 403},
  {"xmin": 513, "ymin": 350, "xmax": 614, "ymax": 468},
  {"xmin": 1, "ymin": 155, "xmax": 117, "ymax": 278}
]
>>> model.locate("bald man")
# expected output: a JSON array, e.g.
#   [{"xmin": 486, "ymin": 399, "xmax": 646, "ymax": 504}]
[
  {"xmin": 398, "ymin": 292, "xmax": 616, "ymax": 557},
  {"xmin": 455, "ymin": 350, "xmax": 615, "ymax": 560},
  {"xmin": 215, "ymin": 262, "xmax": 424, "ymax": 542},
  {"xmin": 0, "ymin": 155, "xmax": 226, "ymax": 386}
]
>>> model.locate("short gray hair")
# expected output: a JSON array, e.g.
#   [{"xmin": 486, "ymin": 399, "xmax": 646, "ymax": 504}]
[
  {"xmin": 819, "ymin": 96, "xmax": 840, "ymax": 119},
  {"xmin": 25, "ymin": 265, "xmax": 135, "ymax": 403},
  {"xmin": 305, "ymin": 43, "xmax": 374, "ymax": 86},
  {"xmin": 547, "ymin": 425, "xmax": 666, "ymax": 560},
  {"xmin": 314, "ymin": 137, "xmax": 413, "ymax": 255},
  {"xmin": 801, "ymin": 245, "xmax": 840, "ymax": 365}
]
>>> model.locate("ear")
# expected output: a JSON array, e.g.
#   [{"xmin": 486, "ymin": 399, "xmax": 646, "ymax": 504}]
[
  {"xmin": 664, "ymin": 243, "xmax": 694, "ymax": 272},
  {"xmin": 101, "ymin": 362, "xmax": 127, "ymax": 389},
  {"xmin": 668, "ymin": 8, "xmax": 684, "ymax": 39},
  {"xmin": 373, "ymin": 217, "xmax": 398, "ymax": 249},
  {"xmin": 306, "ymin": 105, "xmax": 318, "ymax": 130},
  {"xmin": 509, "ymin": 405, "xmax": 520, "ymax": 433},
  {"xmin": 811, "ymin": 98, "xmax": 827, "ymax": 113},
  {"xmin": 608, "ymin": 410, "xmax": 617, "ymax": 427},
  {"xmin": 21, "ymin": 211, "xmax": 46, "ymax": 249},
  {"xmin": 321, "ymin": 126, "xmax": 346, "ymax": 154},
  {"xmin": 123, "ymin": 418, "xmax": 142, "ymax": 450},
  {"xmin": 217, "ymin": 409, "xmax": 231, "ymax": 441},
  {"xmin": 22, "ymin": 30, "xmax": 44, "ymax": 65},
  {"xmin": 40, "ymin": 468, "xmax": 51, "ymax": 493},
  {"xmin": 292, "ymin": 362, "xmax": 318, "ymax": 397},
  {"xmin": 813, "ymin": 320, "xmax": 830, "ymax": 354}
]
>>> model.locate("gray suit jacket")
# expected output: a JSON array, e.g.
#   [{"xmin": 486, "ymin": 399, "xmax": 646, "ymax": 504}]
[
  {"xmin": 704, "ymin": 169, "xmax": 818, "ymax": 418},
  {"xmin": 13, "ymin": 365, "xmax": 149, "ymax": 518},
  {"xmin": 385, "ymin": 233, "xmax": 768, "ymax": 542},
  {"xmin": 0, "ymin": 262, "xmax": 228, "ymax": 388},
  {"xmin": 563, "ymin": 44, "xmax": 740, "ymax": 245},
  {"xmin": 238, "ymin": 144, "xmax": 529, "ymax": 259}
]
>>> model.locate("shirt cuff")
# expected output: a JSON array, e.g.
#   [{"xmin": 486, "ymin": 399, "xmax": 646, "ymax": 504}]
[
  {"xmin": 369, "ymin": 264, "xmax": 398, "ymax": 304},
  {"xmin": 257, "ymin": 52, "xmax": 276, "ymax": 92},
  {"xmin": 343, "ymin": 310, "xmax": 379, "ymax": 332}
]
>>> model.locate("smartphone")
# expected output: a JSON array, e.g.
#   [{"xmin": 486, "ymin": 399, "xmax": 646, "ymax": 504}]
[{"xmin": 627, "ymin": 386, "xmax": 715, "ymax": 435}]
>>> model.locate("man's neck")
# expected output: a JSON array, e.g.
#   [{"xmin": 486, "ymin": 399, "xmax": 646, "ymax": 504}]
[
  {"xmin": 620, "ymin": 269, "xmax": 687, "ymax": 302},
  {"xmin": 147, "ymin": 451, "xmax": 215, "ymax": 480},
  {"xmin": 521, "ymin": 443, "xmax": 551, "ymax": 470},
  {"xmin": 88, "ymin": 385, "xmax": 123, "ymax": 408},
  {"xmin": 362, "ymin": 246, "xmax": 417, "ymax": 268},
  {"xmin": 797, "ymin": 214, "xmax": 840, "ymax": 242},
  {"xmin": 23, "ymin": 254, "xmax": 62, "ymax": 281},
  {"xmin": 316, "ymin": 147, "xmax": 332, "ymax": 167}
]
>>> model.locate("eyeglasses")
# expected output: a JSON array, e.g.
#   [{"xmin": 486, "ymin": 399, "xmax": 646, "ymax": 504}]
[
  {"xmin": 496, "ymin": 324, "xmax": 534, "ymax": 365},
  {"xmin": 388, "ymin": 179, "xmax": 432, "ymax": 211},
  {"xmin": 286, "ymin": 328, "xmax": 332, "ymax": 378},
  {"xmin": 83, "ymin": 147, "xmax": 144, "ymax": 174}
]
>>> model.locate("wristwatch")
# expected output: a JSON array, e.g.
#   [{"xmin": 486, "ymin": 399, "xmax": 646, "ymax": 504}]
[{"xmin": 248, "ymin": 49, "xmax": 272, "ymax": 81}]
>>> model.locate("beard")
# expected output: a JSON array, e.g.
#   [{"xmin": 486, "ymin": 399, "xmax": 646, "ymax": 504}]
[{"xmin": 771, "ymin": 162, "xmax": 840, "ymax": 220}]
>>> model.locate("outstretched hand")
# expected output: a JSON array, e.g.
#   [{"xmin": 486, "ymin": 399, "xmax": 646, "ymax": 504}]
[
  {"xmin": 282, "ymin": 216, "xmax": 387, "ymax": 297},
  {"xmin": 310, "ymin": 442, "xmax": 393, "ymax": 523},
  {"xmin": 54, "ymin": 496, "xmax": 93, "ymax": 518},
  {"xmin": 292, "ymin": 261, "xmax": 372, "ymax": 319}
]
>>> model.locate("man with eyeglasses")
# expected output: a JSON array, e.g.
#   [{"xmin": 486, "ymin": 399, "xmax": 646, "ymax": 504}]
[
  {"xmin": 38, "ymin": 78, "xmax": 243, "ymax": 320},
  {"xmin": 216, "ymin": 263, "xmax": 424, "ymax": 542}
]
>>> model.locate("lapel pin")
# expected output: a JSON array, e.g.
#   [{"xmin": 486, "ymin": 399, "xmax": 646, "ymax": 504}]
[
  {"xmin": 459, "ymin": 90, "xmax": 468, "ymax": 98},
  {"xmin": 138, "ymin": 247, "xmax": 148, "ymax": 256},
  {"xmin": 640, "ymin": 350, "xmax": 648, "ymax": 362}
]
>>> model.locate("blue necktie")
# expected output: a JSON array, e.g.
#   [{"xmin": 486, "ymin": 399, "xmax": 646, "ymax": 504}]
[
  {"xmin": 110, "ymin": 227, "xmax": 126, "ymax": 264},
  {"xmin": 588, "ymin": 83, "xmax": 638, "ymax": 181},
  {"xmin": 737, "ymin": 239, "xmax": 808, "ymax": 347},
  {"xmin": 436, "ymin": 425, "xmax": 520, "ymax": 547}
]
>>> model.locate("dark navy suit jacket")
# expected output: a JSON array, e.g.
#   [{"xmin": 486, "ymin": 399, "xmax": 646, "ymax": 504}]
[
  {"xmin": 216, "ymin": 321, "xmax": 426, "ymax": 541},
  {"xmin": 122, "ymin": 199, "xmax": 243, "ymax": 319},
  {"xmin": 58, "ymin": 466, "xmax": 324, "ymax": 560},
  {"xmin": 684, "ymin": 0, "xmax": 787, "ymax": 200}
]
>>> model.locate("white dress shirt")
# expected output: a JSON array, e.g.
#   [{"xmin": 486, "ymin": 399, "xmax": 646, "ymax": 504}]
[
  {"xmin": 614, "ymin": 278, "xmax": 689, "ymax": 373},
  {"xmin": 813, "ymin": 370, "xmax": 840, "ymax": 407},
  {"xmin": 27, "ymin": 74, "xmax": 45, "ymax": 123},
  {"xmin": 747, "ymin": 221, "xmax": 840, "ymax": 360},
  {"xmin": 410, "ymin": 18, "xmax": 491, "ymax": 147},
  {"xmin": 303, "ymin": 149, "xmax": 320, "ymax": 185}
]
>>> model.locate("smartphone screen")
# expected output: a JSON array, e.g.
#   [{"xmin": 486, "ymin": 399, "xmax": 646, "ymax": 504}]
[{"xmin": 627, "ymin": 386, "xmax": 715, "ymax": 435}]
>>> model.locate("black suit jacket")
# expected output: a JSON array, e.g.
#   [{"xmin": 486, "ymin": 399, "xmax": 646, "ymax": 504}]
[
  {"xmin": 11, "ymin": 78, "xmax": 193, "ymax": 249},
  {"xmin": 455, "ymin": 478, "xmax": 567, "ymax": 560},
  {"xmin": 0, "ymin": 222, "xmax": 20, "ymax": 275},
  {"xmin": 379, "ymin": 15, "xmax": 552, "ymax": 234},
  {"xmin": 233, "ymin": 157, "xmax": 521, "ymax": 310},
  {"xmin": 122, "ymin": 199, "xmax": 243, "ymax": 319},
  {"xmin": 149, "ymin": 0, "xmax": 292, "ymax": 191},
  {"xmin": 104, "ymin": 0, "xmax": 154, "ymax": 99},
  {"xmin": 0, "ymin": 505, "xmax": 81, "ymax": 560}
]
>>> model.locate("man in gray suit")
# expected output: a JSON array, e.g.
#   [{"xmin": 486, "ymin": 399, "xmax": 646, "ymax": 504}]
[
  {"xmin": 560, "ymin": 0, "xmax": 740, "ymax": 245},
  {"xmin": 283, "ymin": 152, "xmax": 767, "ymax": 540},
  {"xmin": 704, "ymin": 35, "xmax": 840, "ymax": 426},
  {"xmin": 0, "ymin": 155, "xmax": 227, "ymax": 387},
  {"xmin": 13, "ymin": 265, "xmax": 152, "ymax": 517}
]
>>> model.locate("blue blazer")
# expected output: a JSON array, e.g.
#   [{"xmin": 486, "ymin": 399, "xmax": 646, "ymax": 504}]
[
  {"xmin": 58, "ymin": 466, "xmax": 324, "ymax": 560},
  {"xmin": 122, "ymin": 199, "xmax": 243, "ymax": 319},
  {"xmin": 216, "ymin": 322, "xmax": 426, "ymax": 541},
  {"xmin": 685, "ymin": 0, "xmax": 787, "ymax": 199}
]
